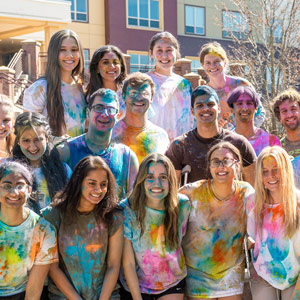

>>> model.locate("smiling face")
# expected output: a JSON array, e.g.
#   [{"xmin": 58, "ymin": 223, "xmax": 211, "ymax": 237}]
[
  {"xmin": 0, "ymin": 172, "xmax": 31, "ymax": 210},
  {"xmin": 0, "ymin": 105, "xmax": 13, "ymax": 140},
  {"xmin": 151, "ymin": 39, "xmax": 177, "ymax": 75},
  {"xmin": 232, "ymin": 93, "xmax": 257, "ymax": 123},
  {"xmin": 192, "ymin": 94, "xmax": 220, "ymax": 124},
  {"xmin": 97, "ymin": 51, "xmax": 121, "ymax": 85},
  {"xmin": 19, "ymin": 126, "xmax": 48, "ymax": 167},
  {"xmin": 88, "ymin": 94, "xmax": 118, "ymax": 133},
  {"xmin": 125, "ymin": 83, "xmax": 152, "ymax": 116},
  {"xmin": 144, "ymin": 162, "xmax": 169, "ymax": 207},
  {"xmin": 79, "ymin": 169, "xmax": 108, "ymax": 212},
  {"xmin": 58, "ymin": 37, "xmax": 80, "ymax": 77},
  {"xmin": 262, "ymin": 156, "xmax": 280, "ymax": 196},
  {"xmin": 279, "ymin": 100, "xmax": 300, "ymax": 131},
  {"xmin": 209, "ymin": 148, "xmax": 238, "ymax": 184},
  {"xmin": 203, "ymin": 54, "xmax": 226, "ymax": 79}
]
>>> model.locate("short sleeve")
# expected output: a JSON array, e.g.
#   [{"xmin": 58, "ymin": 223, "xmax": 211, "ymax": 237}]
[
  {"xmin": 34, "ymin": 219, "xmax": 58, "ymax": 265},
  {"xmin": 246, "ymin": 194, "xmax": 256, "ymax": 240},
  {"xmin": 108, "ymin": 210, "xmax": 124, "ymax": 237},
  {"xmin": 41, "ymin": 205, "xmax": 62, "ymax": 231},
  {"xmin": 165, "ymin": 139, "xmax": 185, "ymax": 171},
  {"xmin": 119, "ymin": 199, "xmax": 135, "ymax": 240},
  {"xmin": 23, "ymin": 79, "xmax": 47, "ymax": 115}
]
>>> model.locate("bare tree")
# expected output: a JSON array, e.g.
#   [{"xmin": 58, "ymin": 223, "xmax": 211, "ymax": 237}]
[{"xmin": 217, "ymin": 0, "xmax": 300, "ymax": 134}]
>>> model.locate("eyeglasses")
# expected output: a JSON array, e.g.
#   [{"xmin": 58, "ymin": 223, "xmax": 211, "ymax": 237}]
[
  {"xmin": 0, "ymin": 183, "xmax": 28, "ymax": 192},
  {"xmin": 90, "ymin": 104, "xmax": 118, "ymax": 116},
  {"xmin": 209, "ymin": 158, "xmax": 237, "ymax": 168},
  {"xmin": 128, "ymin": 90, "xmax": 151, "ymax": 100}
]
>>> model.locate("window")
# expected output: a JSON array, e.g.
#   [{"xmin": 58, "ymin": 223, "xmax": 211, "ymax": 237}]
[
  {"xmin": 268, "ymin": 20, "xmax": 282, "ymax": 44},
  {"xmin": 69, "ymin": 0, "xmax": 88, "ymax": 22},
  {"xmin": 266, "ymin": 66, "xmax": 282, "ymax": 92},
  {"xmin": 83, "ymin": 49, "xmax": 90, "ymax": 69},
  {"xmin": 128, "ymin": 51, "xmax": 154, "ymax": 73},
  {"xmin": 222, "ymin": 10, "xmax": 247, "ymax": 39},
  {"xmin": 185, "ymin": 6, "xmax": 205, "ymax": 35},
  {"xmin": 185, "ymin": 56, "xmax": 201, "ymax": 73},
  {"xmin": 127, "ymin": 0, "xmax": 161, "ymax": 29}
]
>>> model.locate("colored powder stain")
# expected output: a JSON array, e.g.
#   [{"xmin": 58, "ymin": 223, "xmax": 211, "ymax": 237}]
[
  {"xmin": 154, "ymin": 281, "xmax": 164, "ymax": 290},
  {"xmin": 267, "ymin": 237, "xmax": 289, "ymax": 261},
  {"xmin": 85, "ymin": 244, "xmax": 102, "ymax": 252},
  {"xmin": 150, "ymin": 224, "xmax": 159, "ymax": 245},
  {"xmin": 291, "ymin": 290, "xmax": 300, "ymax": 300},
  {"xmin": 212, "ymin": 240, "xmax": 226, "ymax": 264},
  {"xmin": 212, "ymin": 228, "xmax": 221, "ymax": 244},
  {"xmin": 4, "ymin": 248, "xmax": 22, "ymax": 264},
  {"xmin": 267, "ymin": 261, "xmax": 287, "ymax": 283}
]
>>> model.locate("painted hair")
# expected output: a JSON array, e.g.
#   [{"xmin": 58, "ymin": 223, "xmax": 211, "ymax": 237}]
[
  {"xmin": 227, "ymin": 86, "xmax": 260, "ymax": 109},
  {"xmin": 149, "ymin": 31, "xmax": 181, "ymax": 59},
  {"xmin": 206, "ymin": 141, "xmax": 243, "ymax": 180},
  {"xmin": 44, "ymin": 29, "xmax": 84, "ymax": 136},
  {"xmin": 0, "ymin": 94, "xmax": 15, "ymax": 155},
  {"xmin": 12, "ymin": 112, "xmax": 68, "ymax": 202},
  {"xmin": 128, "ymin": 153, "xmax": 179, "ymax": 249},
  {"xmin": 85, "ymin": 45, "xmax": 127, "ymax": 102},
  {"xmin": 0, "ymin": 161, "xmax": 33, "ymax": 186},
  {"xmin": 88, "ymin": 88, "xmax": 119, "ymax": 109},
  {"xmin": 255, "ymin": 146, "xmax": 299, "ymax": 238},
  {"xmin": 53, "ymin": 156, "xmax": 119, "ymax": 226},
  {"xmin": 122, "ymin": 72, "xmax": 155, "ymax": 100},
  {"xmin": 191, "ymin": 85, "xmax": 219, "ymax": 107},
  {"xmin": 273, "ymin": 88, "xmax": 300, "ymax": 121},
  {"xmin": 199, "ymin": 42, "xmax": 228, "ymax": 65}
]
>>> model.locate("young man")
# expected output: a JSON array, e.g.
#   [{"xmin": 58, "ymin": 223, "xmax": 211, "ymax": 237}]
[
  {"xmin": 58, "ymin": 88, "xmax": 139, "ymax": 199},
  {"xmin": 228, "ymin": 86, "xmax": 281, "ymax": 156},
  {"xmin": 112, "ymin": 72, "xmax": 169, "ymax": 164},
  {"xmin": 273, "ymin": 88, "xmax": 300, "ymax": 157},
  {"xmin": 165, "ymin": 85, "xmax": 256, "ymax": 186}
]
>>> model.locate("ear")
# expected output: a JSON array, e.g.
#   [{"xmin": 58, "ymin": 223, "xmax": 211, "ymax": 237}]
[
  {"xmin": 217, "ymin": 104, "xmax": 221, "ymax": 114},
  {"xmin": 191, "ymin": 107, "xmax": 195, "ymax": 116},
  {"xmin": 86, "ymin": 108, "xmax": 91, "ymax": 120},
  {"xmin": 27, "ymin": 185, "xmax": 32, "ymax": 196}
]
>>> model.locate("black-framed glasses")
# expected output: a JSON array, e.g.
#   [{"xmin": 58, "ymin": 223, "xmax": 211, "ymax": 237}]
[
  {"xmin": 209, "ymin": 158, "xmax": 237, "ymax": 168},
  {"xmin": 0, "ymin": 183, "xmax": 28, "ymax": 192},
  {"xmin": 90, "ymin": 104, "xmax": 118, "ymax": 116}
]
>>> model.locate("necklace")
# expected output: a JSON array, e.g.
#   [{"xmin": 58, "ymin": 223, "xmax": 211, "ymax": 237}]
[{"xmin": 210, "ymin": 180, "xmax": 236, "ymax": 202}]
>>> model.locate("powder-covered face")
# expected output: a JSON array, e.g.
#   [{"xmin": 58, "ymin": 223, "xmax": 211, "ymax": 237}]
[
  {"xmin": 144, "ymin": 162, "xmax": 169, "ymax": 206},
  {"xmin": 19, "ymin": 127, "xmax": 48, "ymax": 166},
  {"xmin": 262, "ymin": 156, "xmax": 280, "ymax": 195},
  {"xmin": 203, "ymin": 54, "xmax": 226, "ymax": 78},
  {"xmin": 0, "ymin": 171, "xmax": 31, "ymax": 209},
  {"xmin": 79, "ymin": 169, "xmax": 108, "ymax": 212},
  {"xmin": 125, "ymin": 83, "xmax": 152, "ymax": 115},
  {"xmin": 279, "ymin": 100, "xmax": 300, "ymax": 131},
  {"xmin": 0, "ymin": 106, "xmax": 13, "ymax": 140},
  {"xmin": 97, "ymin": 51, "xmax": 121, "ymax": 84},
  {"xmin": 232, "ymin": 93, "xmax": 257, "ymax": 123}
]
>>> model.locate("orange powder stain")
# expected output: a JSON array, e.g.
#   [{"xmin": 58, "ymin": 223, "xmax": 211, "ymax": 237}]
[
  {"xmin": 85, "ymin": 244, "xmax": 102, "ymax": 252},
  {"xmin": 154, "ymin": 281, "xmax": 164, "ymax": 290},
  {"xmin": 212, "ymin": 240, "xmax": 226, "ymax": 264}
]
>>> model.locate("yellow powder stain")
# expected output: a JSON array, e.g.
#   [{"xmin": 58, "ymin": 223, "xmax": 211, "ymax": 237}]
[{"xmin": 4, "ymin": 248, "xmax": 22, "ymax": 264}]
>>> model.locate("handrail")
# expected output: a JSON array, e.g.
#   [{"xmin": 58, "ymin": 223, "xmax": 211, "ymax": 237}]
[{"xmin": 7, "ymin": 49, "xmax": 24, "ymax": 79}]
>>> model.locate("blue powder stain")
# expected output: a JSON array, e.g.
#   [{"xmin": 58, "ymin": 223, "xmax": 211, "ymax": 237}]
[
  {"xmin": 267, "ymin": 261, "xmax": 287, "ymax": 283},
  {"xmin": 267, "ymin": 237, "xmax": 289, "ymax": 261},
  {"xmin": 212, "ymin": 228, "xmax": 220, "ymax": 243}
]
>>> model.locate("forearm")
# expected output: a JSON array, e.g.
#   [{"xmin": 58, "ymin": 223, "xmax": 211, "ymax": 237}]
[
  {"xmin": 289, "ymin": 275, "xmax": 300, "ymax": 300},
  {"xmin": 123, "ymin": 262, "xmax": 142, "ymax": 300},
  {"xmin": 98, "ymin": 265, "xmax": 120, "ymax": 300}
]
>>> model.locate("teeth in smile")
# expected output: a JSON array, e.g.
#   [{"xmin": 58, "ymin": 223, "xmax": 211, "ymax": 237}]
[
  {"xmin": 91, "ymin": 193, "xmax": 101, "ymax": 197},
  {"xmin": 151, "ymin": 189, "xmax": 163, "ymax": 193},
  {"xmin": 268, "ymin": 181, "xmax": 278, "ymax": 184},
  {"xmin": 217, "ymin": 172, "xmax": 227, "ymax": 175}
]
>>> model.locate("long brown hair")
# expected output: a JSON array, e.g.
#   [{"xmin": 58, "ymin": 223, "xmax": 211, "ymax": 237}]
[
  {"xmin": 45, "ymin": 29, "xmax": 84, "ymax": 136},
  {"xmin": 128, "ymin": 153, "xmax": 179, "ymax": 249}
]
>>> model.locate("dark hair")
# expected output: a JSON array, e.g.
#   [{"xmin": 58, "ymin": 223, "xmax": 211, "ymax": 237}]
[
  {"xmin": 191, "ymin": 85, "xmax": 219, "ymax": 107},
  {"xmin": 129, "ymin": 153, "xmax": 179, "ymax": 249},
  {"xmin": 122, "ymin": 72, "xmax": 155, "ymax": 100},
  {"xmin": 45, "ymin": 29, "xmax": 84, "ymax": 136},
  {"xmin": 206, "ymin": 141, "xmax": 243, "ymax": 180},
  {"xmin": 53, "ymin": 156, "xmax": 119, "ymax": 226},
  {"xmin": 273, "ymin": 88, "xmax": 300, "ymax": 121},
  {"xmin": 227, "ymin": 86, "xmax": 260, "ymax": 109},
  {"xmin": 88, "ymin": 88, "xmax": 119, "ymax": 109},
  {"xmin": 149, "ymin": 31, "xmax": 181, "ymax": 59},
  {"xmin": 85, "ymin": 45, "xmax": 127, "ymax": 103},
  {"xmin": 0, "ymin": 161, "xmax": 33, "ymax": 186},
  {"xmin": 12, "ymin": 112, "xmax": 68, "ymax": 201}
]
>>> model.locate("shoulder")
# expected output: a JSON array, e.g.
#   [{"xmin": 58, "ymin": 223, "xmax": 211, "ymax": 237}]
[
  {"xmin": 41, "ymin": 205, "xmax": 62, "ymax": 230},
  {"xmin": 27, "ymin": 78, "xmax": 47, "ymax": 91},
  {"xmin": 179, "ymin": 180, "xmax": 207, "ymax": 196},
  {"xmin": 227, "ymin": 75, "xmax": 251, "ymax": 87},
  {"xmin": 147, "ymin": 121, "xmax": 169, "ymax": 136}
]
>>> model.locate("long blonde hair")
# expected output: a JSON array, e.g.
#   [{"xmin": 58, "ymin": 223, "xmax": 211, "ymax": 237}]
[{"xmin": 255, "ymin": 146, "xmax": 299, "ymax": 237}]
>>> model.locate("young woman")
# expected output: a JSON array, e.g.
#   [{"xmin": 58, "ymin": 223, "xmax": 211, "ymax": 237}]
[
  {"xmin": 247, "ymin": 146, "xmax": 300, "ymax": 300},
  {"xmin": 0, "ymin": 94, "xmax": 15, "ymax": 159},
  {"xmin": 42, "ymin": 155, "xmax": 123, "ymax": 300},
  {"xmin": 199, "ymin": 42, "xmax": 265, "ymax": 129},
  {"xmin": 179, "ymin": 142, "xmax": 255, "ymax": 300},
  {"xmin": 147, "ymin": 32, "xmax": 193, "ymax": 140},
  {"xmin": 119, "ymin": 153, "xmax": 191, "ymax": 300},
  {"xmin": 23, "ymin": 29, "xmax": 86, "ymax": 139},
  {"xmin": 12, "ymin": 112, "xmax": 71, "ymax": 213},
  {"xmin": 0, "ymin": 161, "xmax": 58, "ymax": 300}
]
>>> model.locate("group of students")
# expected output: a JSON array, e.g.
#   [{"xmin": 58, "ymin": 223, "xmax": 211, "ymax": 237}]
[{"xmin": 1, "ymin": 27, "xmax": 300, "ymax": 300}]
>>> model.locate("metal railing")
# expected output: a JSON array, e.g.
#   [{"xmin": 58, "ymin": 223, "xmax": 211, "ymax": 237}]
[{"xmin": 7, "ymin": 49, "xmax": 24, "ymax": 79}]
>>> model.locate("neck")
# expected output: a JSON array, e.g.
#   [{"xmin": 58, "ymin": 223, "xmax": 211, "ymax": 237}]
[
  {"xmin": 61, "ymin": 70, "xmax": 74, "ymax": 85},
  {"xmin": 197, "ymin": 122, "xmax": 219, "ymax": 138},
  {"xmin": 269, "ymin": 191, "xmax": 281, "ymax": 204},
  {"xmin": 211, "ymin": 179, "xmax": 235, "ymax": 200},
  {"xmin": 103, "ymin": 81, "xmax": 117, "ymax": 91},
  {"xmin": 0, "ymin": 139, "xmax": 8, "ymax": 157},
  {"xmin": 0, "ymin": 206, "xmax": 28, "ymax": 226},
  {"xmin": 208, "ymin": 74, "xmax": 227, "ymax": 90},
  {"xmin": 235, "ymin": 121, "xmax": 256, "ymax": 138},
  {"xmin": 155, "ymin": 66, "xmax": 173, "ymax": 76},
  {"xmin": 124, "ymin": 112, "xmax": 147, "ymax": 128},
  {"xmin": 146, "ymin": 198, "xmax": 165, "ymax": 210},
  {"xmin": 85, "ymin": 129, "xmax": 112, "ymax": 153},
  {"xmin": 77, "ymin": 199, "xmax": 94, "ymax": 213},
  {"xmin": 285, "ymin": 127, "xmax": 300, "ymax": 142}
]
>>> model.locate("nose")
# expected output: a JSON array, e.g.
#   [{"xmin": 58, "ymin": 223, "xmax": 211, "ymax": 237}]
[
  {"xmin": 100, "ymin": 108, "xmax": 110, "ymax": 117},
  {"xmin": 28, "ymin": 142, "xmax": 38, "ymax": 151}
]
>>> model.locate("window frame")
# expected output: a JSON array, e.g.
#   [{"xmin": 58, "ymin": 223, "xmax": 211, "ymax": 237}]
[
  {"xmin": 83, "ymin": 49, "xmax": 90, "ymax": 70},
  {"xmin": 69, "ymin": 0, "xmax": 89, "ymax": 23},
  {"xmin": 184, "ymin": 5, "xmax": 206, "ymax": 36},
  {"xmin": 185, "ymin": 56, "xmax": 202, "ymax": 73},
  {"xmin": 222, "ymin": 10, "xmax": 248, "ymax": 40},
  {"xmin": 127, "ymin": 50, "xmax": 154, "ymax": 73},
  {"xmin": 126, "ymin": 0, "xmax": 164, "ymax": 31}
]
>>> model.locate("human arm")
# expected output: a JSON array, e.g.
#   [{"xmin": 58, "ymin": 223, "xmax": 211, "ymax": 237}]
[
  {"xmin": 243, "ymin": 163, "xmax": 255, "ymax": 187},
  {"xmin": 56, "ymin": 142, "xmax": 71, "ymax": 166},
  {"xmin": 99, "ymin": 226, "xmax": 124, "ymax": 300},
  {"xmin": 289, "ymin": 277, "xmax": 300, "ymax": 299},
  {"xmin": 122, "ymin": 237, "xmax": 143, "ymax": 300},
  {"xmin": 128, "ymin": 151, "xmax": 139, "ymax": 194},
  {"xmin": 49, "ymin": 262, "xmax": 82, "ymax": 300},
  {"xmin": 23, "ymin": 80, "xmax": 47, "ymax": 114}
]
